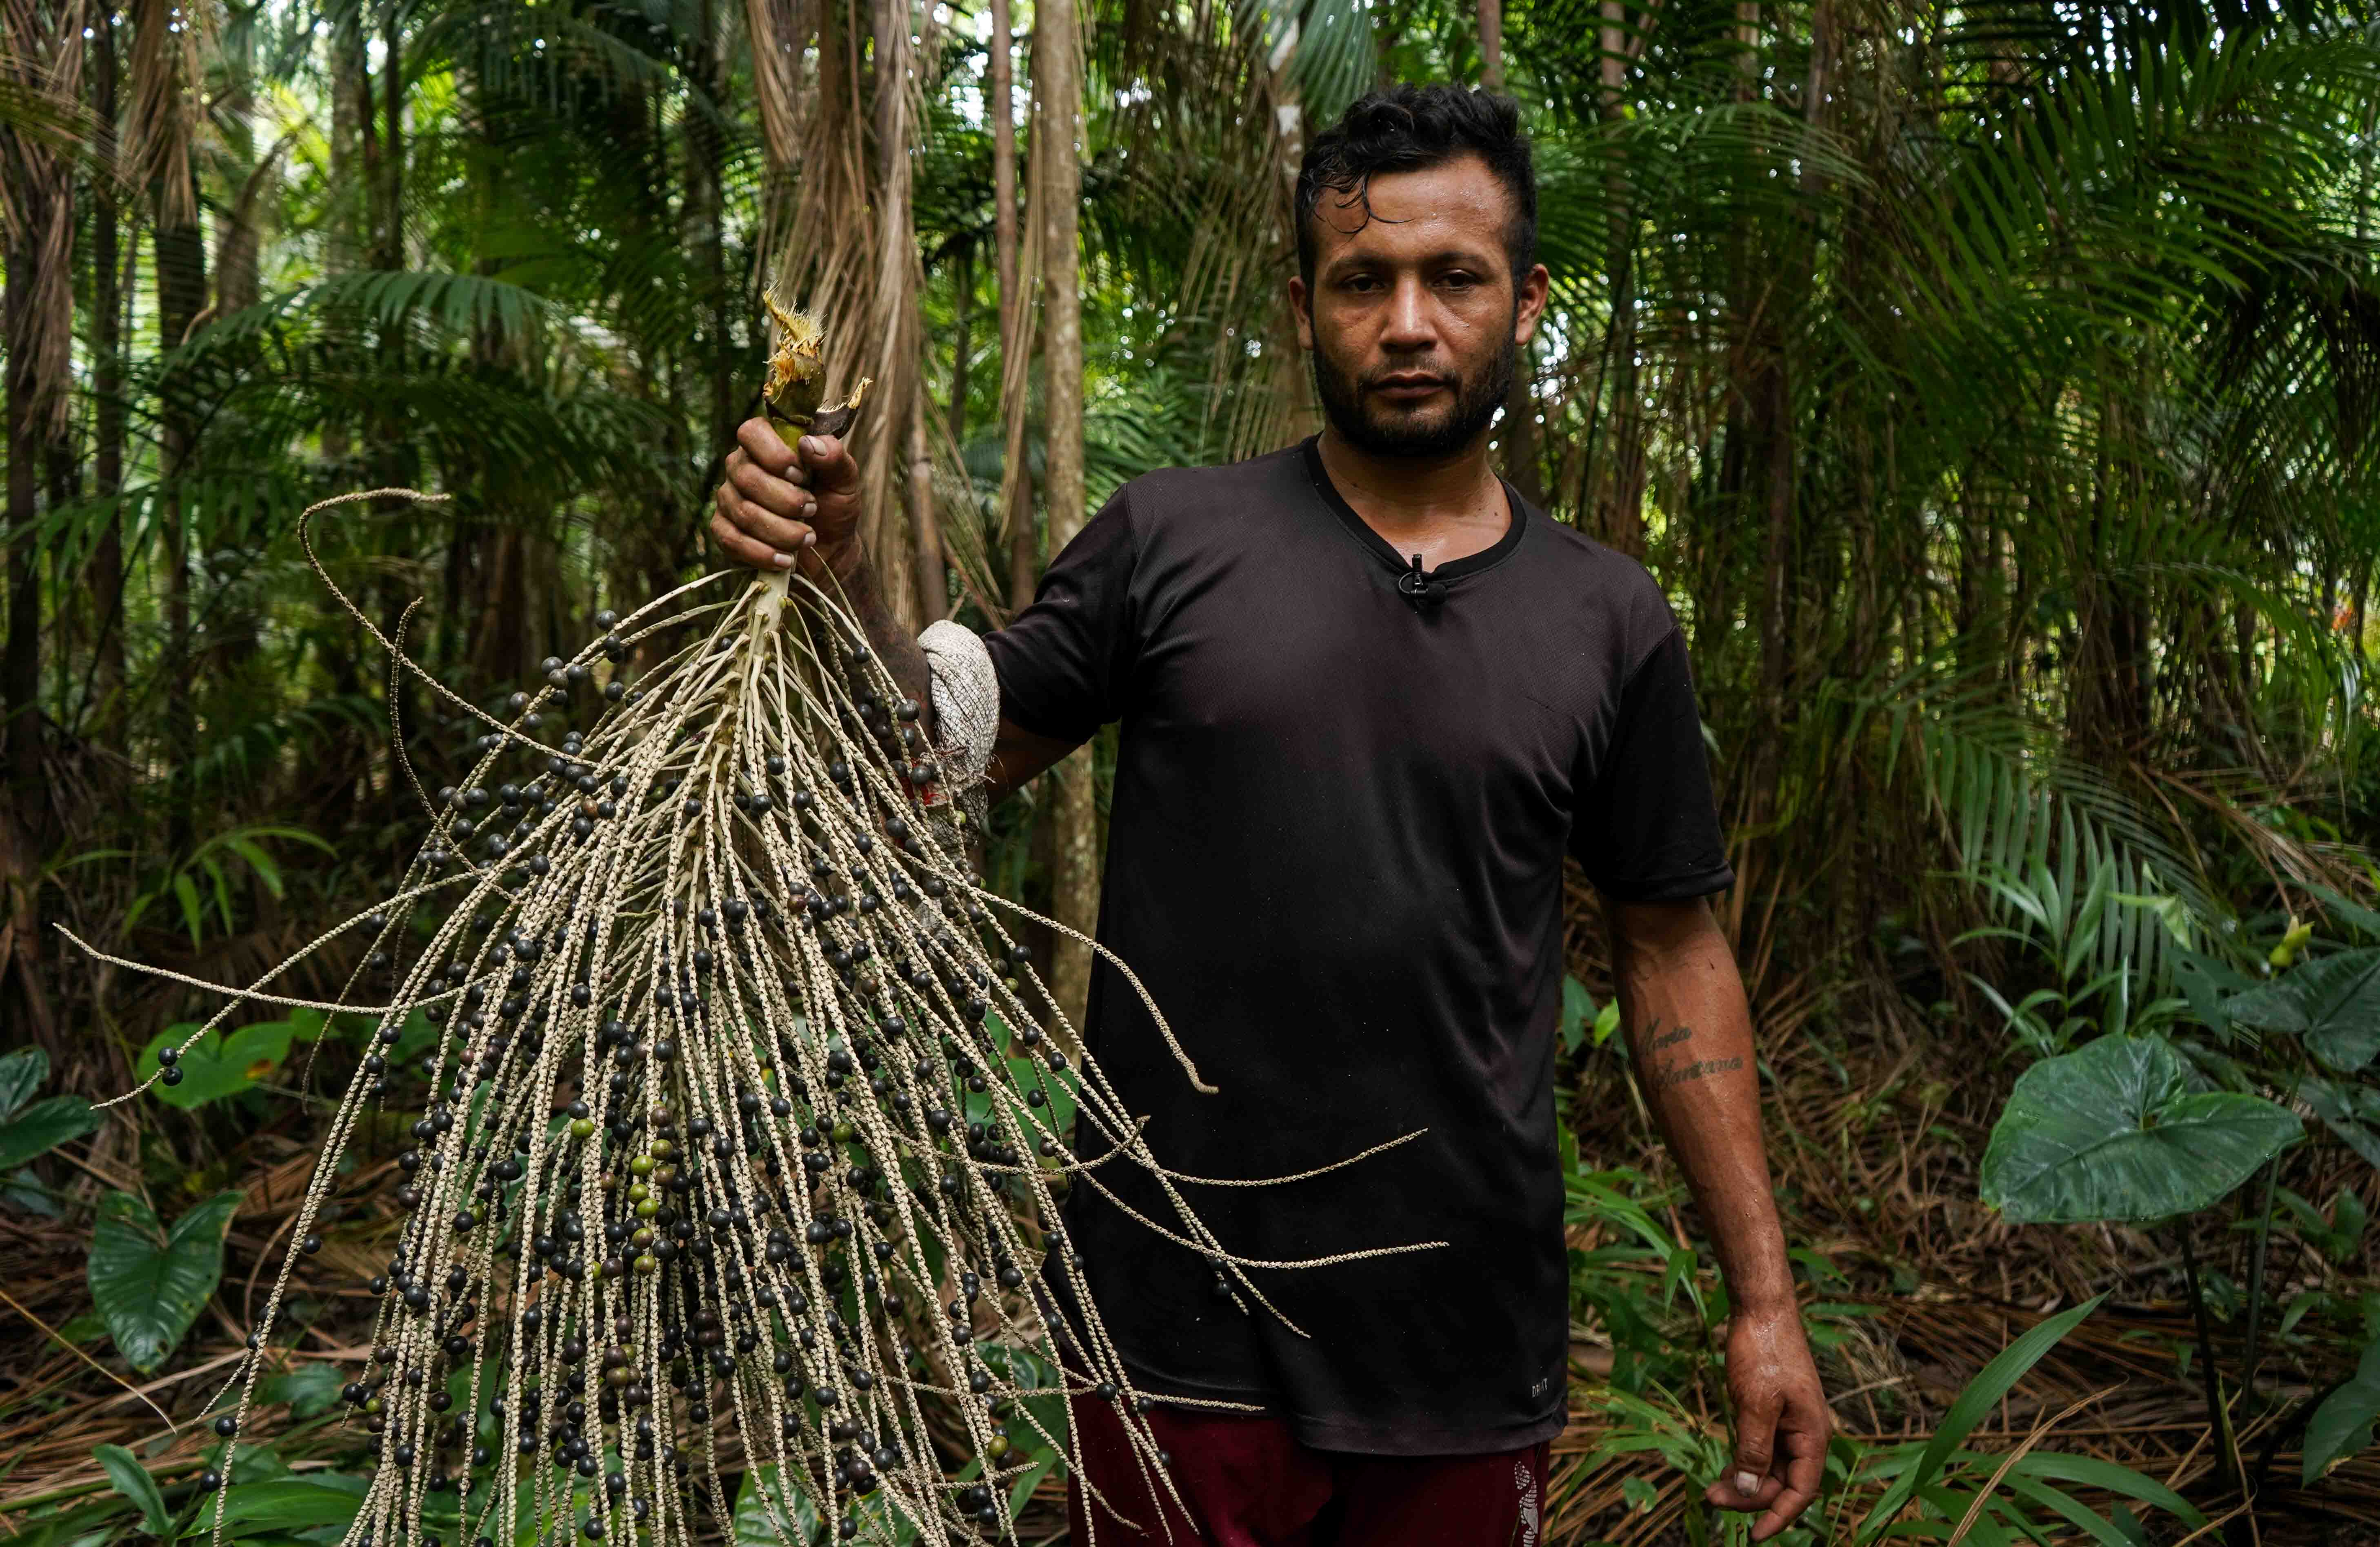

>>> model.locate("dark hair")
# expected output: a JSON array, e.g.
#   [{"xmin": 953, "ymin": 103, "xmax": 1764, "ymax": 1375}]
[{"xmin": 1294, "ymin": 84, "xmax": 1537, "ymax": 287}]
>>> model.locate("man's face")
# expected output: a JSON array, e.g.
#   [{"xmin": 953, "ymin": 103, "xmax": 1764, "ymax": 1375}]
[{"xmin": 1290, "ymin": 153, "xmax": 1550, "ymax": 460}]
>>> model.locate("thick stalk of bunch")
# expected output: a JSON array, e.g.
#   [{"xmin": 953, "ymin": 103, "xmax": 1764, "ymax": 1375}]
[{"xmin": 82, "ymin": 311, "xmax": 1431, "ymax": 1547}]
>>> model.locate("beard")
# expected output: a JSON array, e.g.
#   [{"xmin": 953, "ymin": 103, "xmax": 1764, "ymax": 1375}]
[{"xmin": 1310, "ymin": 323, "xmax": 1517, "ymax": 460}]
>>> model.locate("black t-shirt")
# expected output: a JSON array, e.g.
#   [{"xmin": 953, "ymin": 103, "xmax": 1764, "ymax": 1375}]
[{"xmin": 984, "ymin": 436, "xmax": 1732, "ymax": 1456}]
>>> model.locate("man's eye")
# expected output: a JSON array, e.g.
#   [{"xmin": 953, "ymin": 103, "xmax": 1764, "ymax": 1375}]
[
  {"xmin": 1342, "ymin": 274, "xmax": 1382, "ymax": 291},
  {"xmin": 1440, "ymin": 271, "xmax": 1479, "ymax": 289}
]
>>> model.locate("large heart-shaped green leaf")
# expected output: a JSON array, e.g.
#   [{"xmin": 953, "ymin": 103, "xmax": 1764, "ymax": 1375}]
[
  {"xmin": 0, "ymin": 1046, "xmax": 48, "ymax": 1117},
  {"xmin": 0, "ymin": 1094, "xmax": 98, "ymax": 1169},
  {"xmin": 1981, "ymin": 1035, "xmax": 2300, "ymax": 1225},
  {"xmin": 89, "ymin": 1189, "xmax": 244, "ymax": 1372},
  {"xmin": 136, "ymin": 1020, "xmax": 300, "ymax": 1109},
  {"xmin": 2227, "ymin": 949, "xmax": 2380, "ymax": 1072},
  {"xmin": 2305, "ymin": 1331, "xmax": 2380, "ymax": 1483}
]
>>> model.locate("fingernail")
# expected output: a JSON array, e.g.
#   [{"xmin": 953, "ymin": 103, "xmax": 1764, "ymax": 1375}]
[
  {"xmin": 1735, "ymin": 1472, "xmax": 1759, "ymax": 1497},
  {"xmin": 772, "ymin": 552, "xmax": 794, "ymax": 569},
  {"xmin": 800, "ymin": 436, "xmax": 823, "ymax": 454},
  {"xmin": 802, "ymin": 532, "xmax": 817, "ymax": 547}
]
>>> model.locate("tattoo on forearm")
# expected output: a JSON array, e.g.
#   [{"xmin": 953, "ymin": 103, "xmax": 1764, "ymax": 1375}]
[
  {"xmin": 1650, "ymin": 1056, "xmax": 1742, "ymax": 1090},
  {"xmin": 1634, "ymin": 1017, "xmax": 1740, "ymax": 1091}
]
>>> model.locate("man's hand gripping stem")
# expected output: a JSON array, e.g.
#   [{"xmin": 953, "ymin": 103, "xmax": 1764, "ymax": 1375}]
[{"xmin": 712, "ymin": 301, "xmax": 935, "ymax": 733}]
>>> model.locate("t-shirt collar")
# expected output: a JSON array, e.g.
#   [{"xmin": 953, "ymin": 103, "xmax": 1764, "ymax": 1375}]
[{"xmin": 1299, "ymin": 433, "xmax": 1529, "ymax": 584}]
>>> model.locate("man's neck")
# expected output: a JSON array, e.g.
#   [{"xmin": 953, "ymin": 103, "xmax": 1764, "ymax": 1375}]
[{"xmin": 1315, "ymin": 423, "xmax": 1512, "ymax": 568}]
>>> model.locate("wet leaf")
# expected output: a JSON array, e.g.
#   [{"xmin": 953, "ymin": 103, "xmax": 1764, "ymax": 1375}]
[
  {"xmin": 2227, "ymin": 949, "xmax": 2380, "ymax": 1072},
  {"xmin": 137, "ymin": 1020, "xmax": 300, "ymax": 1109},
  {"xmin": 1560, "ymin": 976, "xmax": 1596, "ymax": 1056},
  {"xmin": 89, "ymin": 1189, "xmax": 243, "ymax": 1372},
  {"xmin": 95, "ymin": 1444, "xmax": 169, "ymax": 1536},
  {"xmin": 1981, "ymin": 1035, "xmax": 2298, "ymax": 1224},
  {"xmin": 0, "ymin": 1047, "xmax": 48, "ymax": 1116},
  {"xmin": 2305, "ymin": 1332, "xmax": 2380, "ymax": 1484},
  {"xmin": 0, "ymin": 1095, "xmax": 97, "ymax": 1170}
]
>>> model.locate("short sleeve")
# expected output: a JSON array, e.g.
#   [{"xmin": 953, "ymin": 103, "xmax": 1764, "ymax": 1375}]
[
  {"xmin": 1571, "ymin": 628, "xmax": 1735, "ymax": 901},
  {"xmin": 981, "ymin": 487, "xmax": 1141, "ymax": 744}
]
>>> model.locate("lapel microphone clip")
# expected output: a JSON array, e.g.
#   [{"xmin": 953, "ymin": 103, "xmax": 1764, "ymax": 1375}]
[{"xmin": 1398, "ymin": 553, "xmax": 1449, "ymax": 614}]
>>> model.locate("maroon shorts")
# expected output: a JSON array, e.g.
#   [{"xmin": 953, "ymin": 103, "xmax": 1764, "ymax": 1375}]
[{"xmin": 1066, "ymin": 1391, "xmax": 1552, "ymax": 1547}]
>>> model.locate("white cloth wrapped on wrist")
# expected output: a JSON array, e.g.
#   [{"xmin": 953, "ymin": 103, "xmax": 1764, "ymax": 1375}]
[{"xmin": 920, "ymin": 619, "xmax": 999, "ymax": 789}]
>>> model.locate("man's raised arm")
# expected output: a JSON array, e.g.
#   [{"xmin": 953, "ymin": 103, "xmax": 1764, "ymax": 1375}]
[{"xmin": 709, "ymin": 416, "xmax": 1076, "ymax": 801}]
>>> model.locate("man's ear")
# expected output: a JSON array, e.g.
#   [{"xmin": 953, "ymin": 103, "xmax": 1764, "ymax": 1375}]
[
  {"xmin": 1288, "ymin": 276, "xmax": 1314, "ymax": 351},
  {"xmin": 1514, "ymin": 263, "xmax": 1551, "ymax": 348}
]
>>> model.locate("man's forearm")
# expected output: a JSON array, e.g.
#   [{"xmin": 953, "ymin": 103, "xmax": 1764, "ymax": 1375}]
[
  {"xmin": 1609, "ymin": 902, "xmax": 1796, "ymax": 1315},
  {"xmin": 817, "ymin": 555, "xmax": 936, "ymax": 745},
  {"xmin": 813, "ymin": 556, "xmax": 1078, "ymax": 808}
]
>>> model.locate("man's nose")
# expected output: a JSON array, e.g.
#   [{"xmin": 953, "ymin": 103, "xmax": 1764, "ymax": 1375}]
[{"xmin": 1380, "ymin": 275, "xmax": 1436, "ymax": 351}]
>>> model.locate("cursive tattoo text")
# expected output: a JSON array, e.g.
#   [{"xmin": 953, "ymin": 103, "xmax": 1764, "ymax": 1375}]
[
  {"xmin": 1636, "ymin": 1018, "xmax": 1741, "ymax": 1091},
  {"xmin": 1650, "ymin": 1056, "xmax": 1743, "ymax": 1089}
]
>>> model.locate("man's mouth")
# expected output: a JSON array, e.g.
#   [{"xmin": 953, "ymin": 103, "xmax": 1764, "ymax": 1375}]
[{"xmin": 1370, "ymin": 374, "xmax": 1449, "ymax": 402}]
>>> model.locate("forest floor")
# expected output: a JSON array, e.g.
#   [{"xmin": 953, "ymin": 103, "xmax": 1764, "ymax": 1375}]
[
  {"xmin": 1548, "ymin": 1002, "xmax": 2380, "ymax": 1546},
  {"xmin": 3, "ymin": 966, "xmax": 2377, "ymax": 1544}
]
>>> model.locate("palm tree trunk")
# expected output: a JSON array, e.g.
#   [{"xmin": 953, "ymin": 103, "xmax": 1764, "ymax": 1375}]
[
  {"xmin": 214, "ymin": 12, "xmax": 261, "ymax": 315},
  {"xmin": 690, "ymin": 0, "xmax": 737, "ymax": 472},
  {"xmin": 867, "ymin": 0, "xmax": 947, "ymax": 628},
  {"xmin": 1007, "ymin": 467, "xmax": 1040, "ymax": 614},
  {"xmin": 991, "ymin": 0, "xmax": 1037, "ymax": 615},
  {"xmin": 1260, "ymin": 17, "xmax": 1318, "ymax": 451},
  {"xmin": 89, "ymin": 9, "xmax": 129, "ymax": 733},
  {"xmin": 2, "ymin": 247, "xmax": 50, "ymax": 1038},
  {"xmin": 322, "ymin": 2, "xmax": 364, "ymax": 467},
  {"xmin": 1476, "ymin": 0, "xmax": 1540, "ymax": 504},
  {"xmin": 367, "ymin": 1, "xmax": 417, "ymax": 662},
  {"xmin": 909, "ymin": 400, "xmax": 945, "ymax": 622},
  {"xmin": 1751, "ymin": 0, "xmax": 1831, "ymax": 781},
  {"xmin": 948, "ymin": 241, "xmax": 972, "ymax": 448},
  {"xmin": 3, "ymin": 0, "xmax": 85, "ymax": 1043},
  {"xmin": 155, "ymin": 167, "xmax": 207, "ymax": 851},
  {"xmin": 863, "ymin": 0, "xmax": 920, "ymax": 630},
  {"xmin": 4, "ymin": 245, "xmax": 47, "ymax": 798},
  {"xmin": 1581, "ymin": 5, "xmax": 1644, "ymax": 552},
  {"xmin": 1036, "ymin": 0, "xmax": 1098, "ymax": 1033},
  {"xmin": 1758, "ymin": 360, "xmax": 1793, "ymax": 727},
  {"xmin": 379, "ymin": 5, "xmax": 404, "ymax": 273}
]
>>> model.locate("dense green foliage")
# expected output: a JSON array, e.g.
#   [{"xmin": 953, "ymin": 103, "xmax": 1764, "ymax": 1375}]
[
  {"xmin": 4, "ymin": 0, "xmax": 2375, "ymax": 1027},
  {"xmin": 5, "ymin": 0, "xmax": 2380, "ymax": 1539}
]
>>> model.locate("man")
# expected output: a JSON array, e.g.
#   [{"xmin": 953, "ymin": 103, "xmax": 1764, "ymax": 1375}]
[{"xmin": 711, "ymin": 84, "xmax": 1827, "ymax": 1547}]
